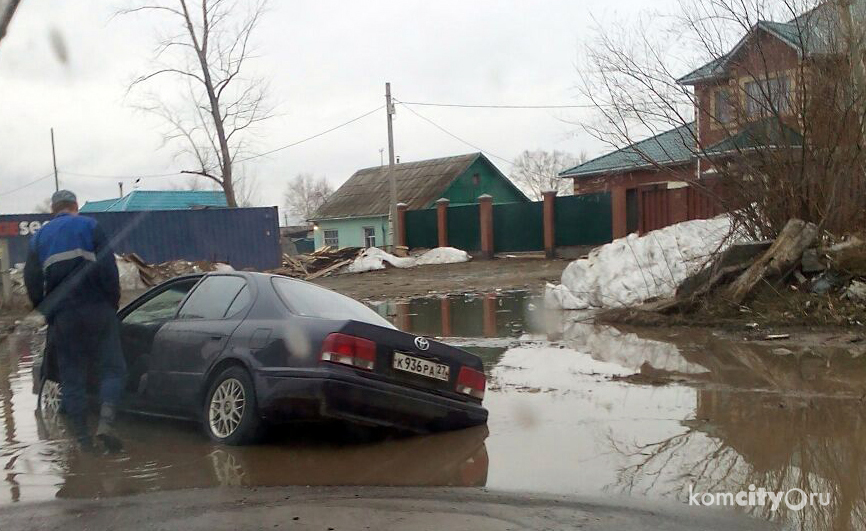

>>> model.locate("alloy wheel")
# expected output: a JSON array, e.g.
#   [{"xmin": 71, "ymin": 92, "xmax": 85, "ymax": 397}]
[
  {"xmin": 208, "ymin": 378, "xmax": 246, "ymax": 438},
  {"xmin": 40, "ymin": 380, "xmax": 62, "ymax": 416}
]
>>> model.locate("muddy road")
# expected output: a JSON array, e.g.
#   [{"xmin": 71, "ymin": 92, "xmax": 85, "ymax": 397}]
[
  {"xmin": 312, "ymin": 257, "xmax": 569, "ymax": 299},
  {"xmin": 2, "ymin": 291, "xmax": 865, "ymax": 530}
]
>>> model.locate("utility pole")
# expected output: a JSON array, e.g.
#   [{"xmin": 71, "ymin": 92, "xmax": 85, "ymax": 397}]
[
  {"xmin": 385, "ymin": 82, "xmax": 397, "ymax": 250},
  {"xmin": 118, "ymin": 182, "xmax": 124, "ymax": 198},
  {"xmin": 50, "ymin": 128, "xmax": 58, "ymax": 192}
]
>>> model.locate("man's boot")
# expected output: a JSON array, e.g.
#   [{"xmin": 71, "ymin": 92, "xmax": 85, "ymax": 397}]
[
  {"xmin": 63, "ymin": 414, "xmax": 94, "ymax": 453},
  {"xmin": 96, "ymin": 404, "xmax": 123, "ymax": 453}
]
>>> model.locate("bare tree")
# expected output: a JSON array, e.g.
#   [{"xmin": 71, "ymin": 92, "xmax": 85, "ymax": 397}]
[
  {"xmin": 283, "ymin": 173, "xmax": 333, "ymax": 221},
  {"xmin": 233, "ymin": 168, "xmax": 260, "ymax": 207},
  {"xmin": 123, "ymin": 0, "xmax": 273, "ymax": 207},
  {"xmin": 169, "ymin": 165, "xmax": 260, "ymax": 206},
  {"xmin": 509, "ymin": 150, "xmax": 586, "ymax": 199},
  {"xmin": 580, "ymin": 0, "xmax": 866, "ymax": 238},
  {"xmin": 33, "ymin": 197, "xmax": 51, "ymax": 213}
]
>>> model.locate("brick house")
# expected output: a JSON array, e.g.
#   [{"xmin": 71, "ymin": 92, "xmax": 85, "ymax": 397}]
[{"xmin": 561, "ymin": 2, "xmax": 856, "ymax": 238}]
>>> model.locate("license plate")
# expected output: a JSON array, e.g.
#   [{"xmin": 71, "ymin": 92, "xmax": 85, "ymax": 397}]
[{"xmin": 392, "ymin": 352, "xmax": 450, "ymax": 381}]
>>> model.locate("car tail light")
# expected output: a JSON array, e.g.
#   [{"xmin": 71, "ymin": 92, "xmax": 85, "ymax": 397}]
[
  {"xmin": 456, "ymin": 366, "xmax": 486, "ymax": 400},
  {"xmin": 320, "ymin": 333, "xmax": 377, "ymax": 370}
]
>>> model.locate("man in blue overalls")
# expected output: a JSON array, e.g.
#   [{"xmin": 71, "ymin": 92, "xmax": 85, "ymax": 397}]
[{"xmin": 24, "ymin": 190, "xmax": 126, "ymax": 451}]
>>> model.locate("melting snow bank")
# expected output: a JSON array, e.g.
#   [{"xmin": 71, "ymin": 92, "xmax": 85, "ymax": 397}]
[
  {"xmin": 545, "ymin": 216, "xmax": 733, "ymax": 310},
  {"xmin": 347, "ymin": 246, "xmax": 470, "ymax": 273}
]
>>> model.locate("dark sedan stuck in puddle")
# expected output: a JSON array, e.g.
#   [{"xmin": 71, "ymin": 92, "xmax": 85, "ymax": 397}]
[{"xmin": 33, "ymin": 272, "xmax": 488, "ymax": 445}]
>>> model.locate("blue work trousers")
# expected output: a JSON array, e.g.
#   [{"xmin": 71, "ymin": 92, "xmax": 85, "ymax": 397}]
[{"xmin": 52, "ymin": 303, "xmax": 127, "ymax": 422}]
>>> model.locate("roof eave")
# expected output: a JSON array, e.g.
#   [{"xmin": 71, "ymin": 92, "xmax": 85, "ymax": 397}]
[
  {"xmin": 561, "ymin": 159, "xmax": 694, "ymax": 180},
  {"xmin": 309, "ymin": 213, "xmax": 389, "ymax": 222},
  {"xmin": 676, "ymin": 72, "xmax": 725, "ymax": 86},
  {"xmin": 677, "ymin": 21, "xmax": 805, "ymax": 86}
]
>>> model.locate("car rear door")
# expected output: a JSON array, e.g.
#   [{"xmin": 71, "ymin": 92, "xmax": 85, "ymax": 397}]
[{"xmin": 147, "ymin": 275, "xmax": 252, "ymax": 415}]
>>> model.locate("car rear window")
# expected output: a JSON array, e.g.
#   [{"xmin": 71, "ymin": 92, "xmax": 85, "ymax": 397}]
[{"xmin": 271, "ymin": 277, "xmax": 395, "ymax": 328}]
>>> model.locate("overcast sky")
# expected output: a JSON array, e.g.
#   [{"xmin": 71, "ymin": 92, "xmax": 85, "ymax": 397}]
[{"xmin": 0, "ymin": 0, "xmax": 680, "ymax": 219}]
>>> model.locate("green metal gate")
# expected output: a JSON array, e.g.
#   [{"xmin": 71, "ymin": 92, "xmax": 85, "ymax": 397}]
[
  {"xmin": 554, "ymin": 192, "xmax": 612, "ymax": 246},
  {"xmin": 405, "ymin": 208, "xmax": 438, "ymax": 249},
  {"xmin": 447, "ymin": 204, "xmax": 481, "ymax": 252},
  {"xmin": 492, "ymin": 201, "xmax": 544, "ymax": 252}
]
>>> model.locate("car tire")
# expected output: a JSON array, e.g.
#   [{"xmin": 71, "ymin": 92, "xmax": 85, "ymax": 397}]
[
  {"xmin": 203, "ymin": 366, "xmax": 262, "ymax": 445},
  {"xmin": 38, "ymin": 378, "xmax": 63, "ymax": 417}
]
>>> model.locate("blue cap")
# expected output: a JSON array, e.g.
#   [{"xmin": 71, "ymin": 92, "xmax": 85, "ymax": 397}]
[{"xmin": 51, "ymin": 189, "xmax": 77, "ymax": 207}]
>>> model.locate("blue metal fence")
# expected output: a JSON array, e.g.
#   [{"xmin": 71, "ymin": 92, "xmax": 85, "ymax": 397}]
[{"xmin": 0, "ymin": 207, "xmax": 281, "ymax": 270}]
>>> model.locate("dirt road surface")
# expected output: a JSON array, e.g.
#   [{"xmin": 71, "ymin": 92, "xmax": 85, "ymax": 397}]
[
  {"xmin": 312, "ymin": 258, "xmax": 569, "ymax": 299},
  {"xmin": 1, "ymin": 486, "xmax": 774, "ymax": 531}
]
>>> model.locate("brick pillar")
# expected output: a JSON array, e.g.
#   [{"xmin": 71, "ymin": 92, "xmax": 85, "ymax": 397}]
[
  {"xmin": 542, "ymin": 190, "xmax": 556, "ymax": 259},
  {"xmin": 435, "ymin": 198, "xmax": 449, "ymax": 248},
  {"xmin": 396, "ymin": 202, "xmax": 408, "ymax": 248},
  {"xmin": 482, "ymin": 293, "xmax": 497, "ymax": 337},
  {"xmin": 396, "ymin": 301, "xmax": 411, "ymax": 331},
  {"xmin": 440, "ymin": 296, "xmax": 452, "ymax": 337},
  {"xmin": 611, "ymin": 185, "xmax": 627, "ymax": 239},
  {"xmin": 478, "ymin": 194, "xmax": 494, "ymax": 259}
]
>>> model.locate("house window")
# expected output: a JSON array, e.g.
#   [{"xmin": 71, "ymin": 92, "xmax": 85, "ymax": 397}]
[
  {"xmin": 472, "ymin": 173, "xmax": 480, "ymax": 186},
  {"xmin": 745, "ymin": 75, "xmax": 791, "ymax": 117},
  {"xmin": 323, "ymin": 229, "xmax": 339, "ymax": 247},
  {"xmin": 713, "ymin": 89, "xmax": 733, "ymax": 124},
  {"xmin": 363, "ymin": 227, "xmax": 376, "ymax": 248}
]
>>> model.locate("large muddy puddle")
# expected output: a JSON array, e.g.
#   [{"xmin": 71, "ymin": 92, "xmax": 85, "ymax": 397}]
[{"xmin": 2, "ymin": 290, "xmax": 866, "ymax": 530}]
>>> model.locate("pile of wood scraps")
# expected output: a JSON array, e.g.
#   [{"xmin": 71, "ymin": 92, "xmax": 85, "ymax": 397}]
[
  {"xmin": 270, "ymin": 246, "xmax": 362, "ymax": 280},
  {"xmin": 119, "ymin": 253, "xmax": 231, "ymax": 287}
]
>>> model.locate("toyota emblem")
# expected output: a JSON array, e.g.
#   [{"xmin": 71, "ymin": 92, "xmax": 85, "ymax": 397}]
[{"xmin": 414, "ymin": 336, "xmax": 430, "ymax": 351}]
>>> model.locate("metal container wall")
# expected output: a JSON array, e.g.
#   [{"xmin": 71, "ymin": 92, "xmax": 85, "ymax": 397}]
[{"xmin": 0, "ymin": 207, "xmax": 280, "ymax": 271}]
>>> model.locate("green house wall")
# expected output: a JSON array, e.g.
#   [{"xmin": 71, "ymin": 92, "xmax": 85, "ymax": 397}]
[
  {"xmin": 313, "ymin": 215, "xmax": 390, "ymax": 249},
  {"xmin": 439, "ymin": 157, "xmax": 528, "ymax": 206}
]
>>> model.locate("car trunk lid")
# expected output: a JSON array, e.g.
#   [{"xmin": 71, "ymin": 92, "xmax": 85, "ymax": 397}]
[{"xmin": 333, "ymin": 320, "xmax": 485, "ymax": 402}]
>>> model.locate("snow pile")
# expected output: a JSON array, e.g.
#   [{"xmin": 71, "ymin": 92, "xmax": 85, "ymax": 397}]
[
  {"xmin": 545, "ymin": 216, "xmax": 733, "ymax": 310},
  {"xmin": 414, "ymin": 247, "xmax": 471, "ymax": 266},
  {"xmin": 116, "ymin": 255, "xmax": 147, "ymax": 291},
  {"xmin": 212, "ymin": 263, "xmax": 235, "ymax": 273},
  {"xmin": 347, "ymin": 246, "xmax": 470, "ymax": 273},
  {"xmin": 347, "ymin": 247, "xmax": 416, "ymax": 273}
]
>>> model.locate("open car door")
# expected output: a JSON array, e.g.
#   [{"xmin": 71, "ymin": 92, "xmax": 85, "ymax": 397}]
[{"xmin": 118, "ymin": 276, "xmax": 202, "ymax": 407}]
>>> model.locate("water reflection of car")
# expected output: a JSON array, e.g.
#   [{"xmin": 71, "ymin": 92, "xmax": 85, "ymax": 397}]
[
  {"xmin": 32, "ymin": 272, "xmax": 488, "ymax": 445},
  {"xmin": 49, "ymin": 421, "xmax": 489, "ymax": 499}
]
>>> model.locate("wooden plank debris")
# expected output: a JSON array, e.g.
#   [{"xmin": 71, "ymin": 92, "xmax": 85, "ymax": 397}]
[{"xmin": 724, "ymin": 219, "xmax": 818, "ymax": 305}]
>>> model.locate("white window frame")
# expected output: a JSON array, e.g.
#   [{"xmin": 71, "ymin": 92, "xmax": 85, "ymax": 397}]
[
  {"xmin": 323, "ymin": 229, "xmax": 339, "ymax": 247},
  {"xmin": 362, "ymin": 226, "xmax": 376, "ymax": 248}
]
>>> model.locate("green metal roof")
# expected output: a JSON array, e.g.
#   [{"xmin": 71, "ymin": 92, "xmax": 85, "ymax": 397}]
[
  {"xmin": 702, "ymin": 118, "xmax": 803, "ymax": 155},
  {"xmin": 678, "ymin": 21, "xmax": 802, "ymax": 85},
  {"xmin": 679, "ymin": 2, "xmax": 866, "ymax": 85},
  {"xmin": 560, "ymin": 123, "xmax": 696, "ymax": 179},
  {"xmin": 80, "ymin": 190, "xmax": 228, "ymax": 212}
]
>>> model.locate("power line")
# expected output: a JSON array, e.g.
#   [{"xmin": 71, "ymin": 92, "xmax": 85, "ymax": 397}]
[
  {"xmin": 0, "ymin": 172, "xmax": 56, "ymax": 197},
  {"xmin": 396, "ymin": 100, "xmax": 598, "ymax": 110},
  {"xmin": 235, "ymin": 105, "xmax": 385, "ymax": 163},
  {"xmin": 60, "ymin": 170, "xmax": 182, "ymax": 179},
  {"xmin": 397, "ymin": 103, "xmax": 572, "ymax": 186},
  {"xmin": 396, "ymin": 102, "xmax": 517, "ymax": 168},
  {"xmin": 55, "ymin": 105, "xmax": 386, "ymax": 180}
]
